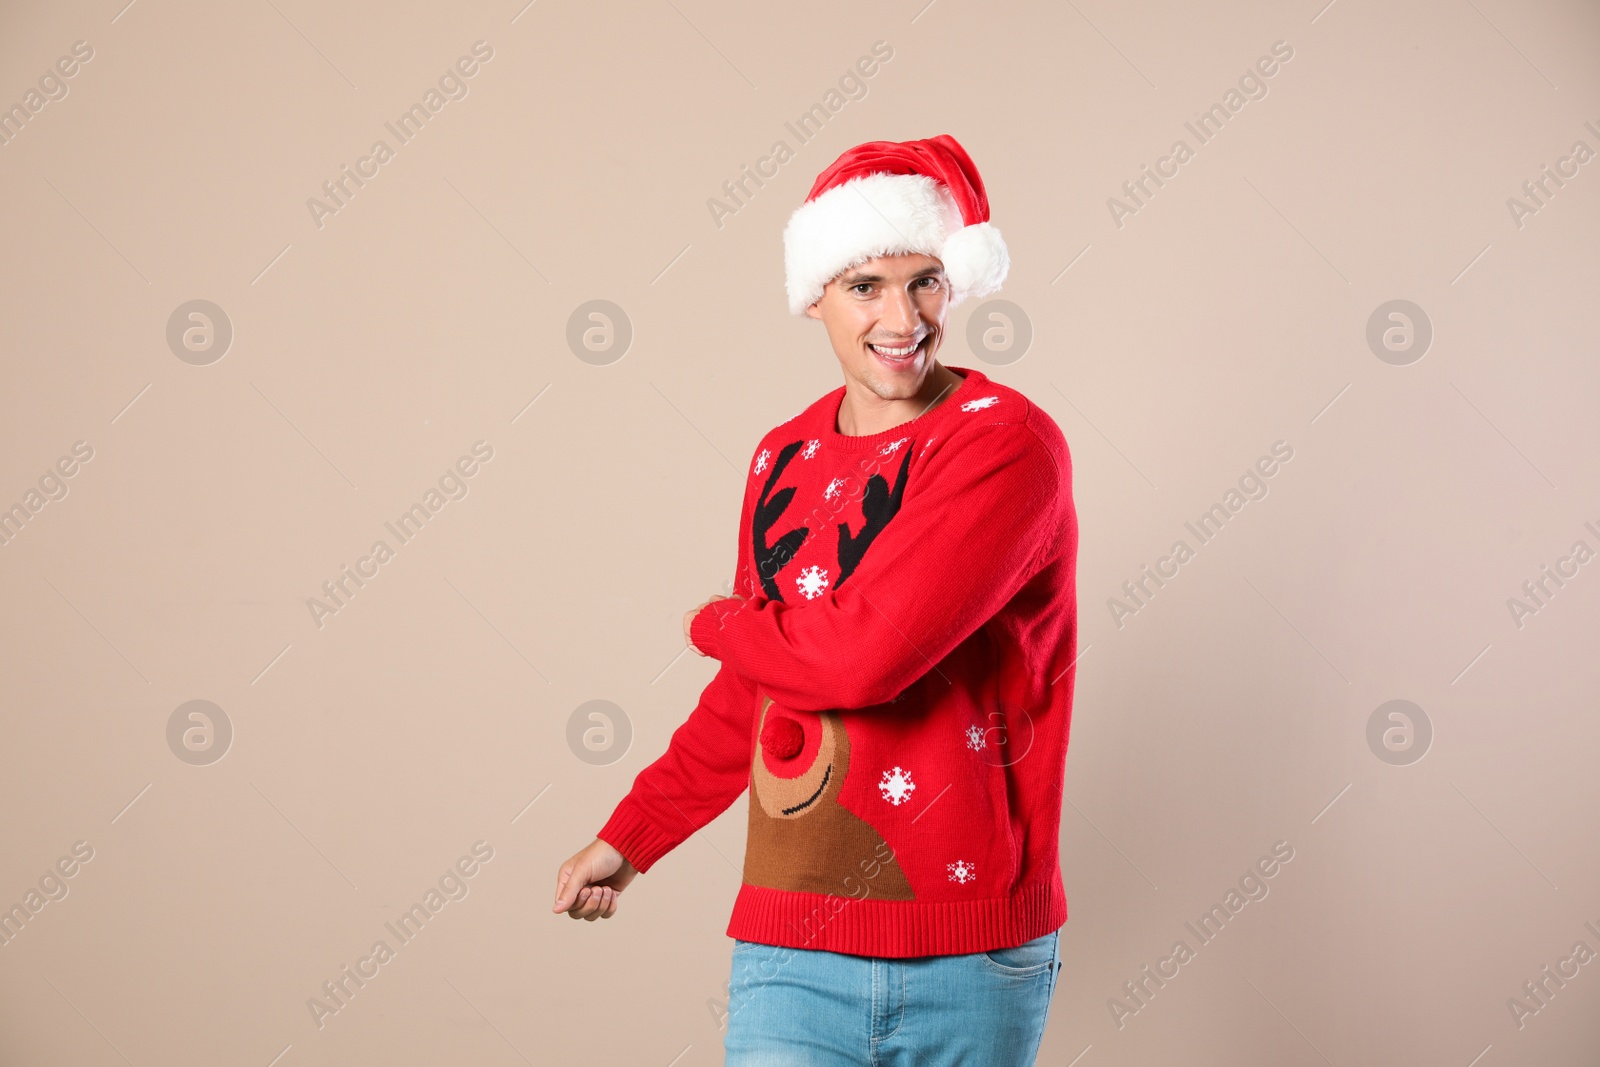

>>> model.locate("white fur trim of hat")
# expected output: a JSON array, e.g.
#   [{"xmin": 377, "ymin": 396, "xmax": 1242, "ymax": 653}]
[{"xmin": 783, "ymin": 148, "xmax": 1010, "ymax": 316}]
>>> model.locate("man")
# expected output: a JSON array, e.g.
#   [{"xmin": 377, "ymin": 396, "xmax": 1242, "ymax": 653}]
[{"xmin": 553, "ymin": 134, "xmax": 1079, "ymax": 1065}]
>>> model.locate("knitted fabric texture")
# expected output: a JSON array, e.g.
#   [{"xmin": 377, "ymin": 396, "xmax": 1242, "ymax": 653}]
[{"xmin": 597, "ymin": 366, "xmax": 1079, "ymax": 957}]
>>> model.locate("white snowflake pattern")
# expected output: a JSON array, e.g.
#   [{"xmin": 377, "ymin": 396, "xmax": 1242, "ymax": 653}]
[
  {"xmin": 795, "ymin": 564, "xmax": 830, "ymax": 600},
  {"xmin": 752, "ymin": 448, "xmax": 770, "ymax": 475},
  {"xmin": 920, "ymin": 435, "xmax": 938, "ymax": 457},
  {"xmin": 823, "ymin": 477, "xmax": 845, "ymax": 501},
  {"xmin": 801, "ymin": 439, "xmax": 820, "ymax": 459},
  {"xmin": 879, "ymin": 436, "xmax": 909, "ymax": 456},
  {"xmin": 961, "ymin": 396, "xmax": 1000, "ymax": 412},
  {"xmin": 964, "ymin": 724, "xmax": 987, "ymax": 751},
  {"xmin": 948, "ymin": 860, "xmax": 977, "ymax": 884},
  {"xmin": 879, "ymin": 766, "xmax": 916, "ymax": 806}
]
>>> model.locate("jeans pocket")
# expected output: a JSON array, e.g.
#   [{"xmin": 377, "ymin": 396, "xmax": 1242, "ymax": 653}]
[{"xmin": 979, "ymin": 931, "xmax": 1058, "ymax": 978}]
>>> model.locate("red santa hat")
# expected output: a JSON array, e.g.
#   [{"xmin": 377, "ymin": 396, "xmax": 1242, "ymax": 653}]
[{"xmin": 783, "ymin": 134, "xmax": 1009, "ymax": 317}]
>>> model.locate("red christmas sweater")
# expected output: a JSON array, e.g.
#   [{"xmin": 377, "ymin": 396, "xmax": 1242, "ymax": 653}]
[{"xmin": 596, "ymin": 365, "xmax": 1079, "ymax": 958}]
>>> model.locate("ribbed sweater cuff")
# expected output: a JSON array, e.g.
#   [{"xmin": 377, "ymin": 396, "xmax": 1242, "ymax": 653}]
[
  {"xmin": 595, "ymin": 797, "xmax": 682, "ymax": 874},
  {"xmin": 689, "ymin": 597, "xmax": 741, "ymax": 659}
]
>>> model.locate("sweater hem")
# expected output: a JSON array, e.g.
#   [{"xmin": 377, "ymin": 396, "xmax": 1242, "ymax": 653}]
[{"xmin": 724, "ymin": 875, "xmax": 1066, "ymax": 958}]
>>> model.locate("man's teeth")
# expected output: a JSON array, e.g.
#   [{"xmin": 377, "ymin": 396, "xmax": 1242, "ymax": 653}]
[{"xmin": 870, "ymin": 339, "xmax": 921, "ymax": 357}]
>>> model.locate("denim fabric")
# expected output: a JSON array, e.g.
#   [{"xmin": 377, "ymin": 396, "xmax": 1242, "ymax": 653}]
[{"xmin": 724, "ymin": 929, "xmax": 1062, "ymax": 1066}]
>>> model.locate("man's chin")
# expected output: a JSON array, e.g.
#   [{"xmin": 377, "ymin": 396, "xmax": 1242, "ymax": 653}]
[
  {"xmin": 863, "ymin": 351, "xmax": 938, "ymax": 392},
  {"xmin": 858, "ymin": 368, "xmax": 924, "ymax": 401}
]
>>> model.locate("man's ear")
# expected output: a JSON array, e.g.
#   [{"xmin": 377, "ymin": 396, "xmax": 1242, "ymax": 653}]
[{"xmin": 803, "ymin": 300, "xmax": 822, "ymax": 320}]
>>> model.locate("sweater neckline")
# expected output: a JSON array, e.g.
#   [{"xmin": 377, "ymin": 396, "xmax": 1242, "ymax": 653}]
[{"xmin": 820, "ymin": 365, "xmax": 987, "ymax": 452}]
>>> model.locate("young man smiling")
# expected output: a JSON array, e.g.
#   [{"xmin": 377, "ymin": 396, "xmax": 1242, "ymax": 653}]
[{"xmin": 554, "ymin": 135, "xmax": 1080, "ymax": 1065}]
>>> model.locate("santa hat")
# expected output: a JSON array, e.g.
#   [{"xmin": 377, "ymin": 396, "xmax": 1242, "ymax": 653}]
[{"xmin": 783, "ymin": 134, "xmax": 1009, "ymax": 317}]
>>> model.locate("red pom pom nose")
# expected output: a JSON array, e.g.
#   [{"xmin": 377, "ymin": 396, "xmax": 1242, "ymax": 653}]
[{"xmin": 760, "ymin": 715, "xmax": 804, "ymax": 760}]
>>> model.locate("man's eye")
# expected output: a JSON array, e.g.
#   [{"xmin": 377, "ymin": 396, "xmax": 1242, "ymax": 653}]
[{"xmin": 853, "ymin": 284, "xmax": 873, "ymax": 295}]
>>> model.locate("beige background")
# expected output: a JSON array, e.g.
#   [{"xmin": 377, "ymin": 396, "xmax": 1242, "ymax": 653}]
[{"xmin": 2, "ymin": 0, "xmax": 1598, "ymax": 1063}]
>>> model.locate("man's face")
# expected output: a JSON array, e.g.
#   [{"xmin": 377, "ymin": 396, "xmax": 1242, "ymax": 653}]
[{"xmin": 804, "ymin": 252, "xmax": 950, "ymax": 401}]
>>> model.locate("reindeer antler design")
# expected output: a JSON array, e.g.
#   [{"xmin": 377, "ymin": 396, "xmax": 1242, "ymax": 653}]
[
  {"xmin": 752, "ymin": 440, "xmax": 809, "ymax": 601},
  {"xmin": 835, "ymin": 446, "xmax": 914, "ymax": 589}
]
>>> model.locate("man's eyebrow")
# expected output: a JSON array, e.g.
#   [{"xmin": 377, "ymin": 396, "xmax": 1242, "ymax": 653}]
[{"xmin": 836, "ymin": 265, "xmax": 946, "ymax": 286}]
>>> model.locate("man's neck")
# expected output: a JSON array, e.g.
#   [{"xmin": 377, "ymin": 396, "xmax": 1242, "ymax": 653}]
[{"xmin": 837, "ymin": 362, "xmax": 964, "ymax": 437}]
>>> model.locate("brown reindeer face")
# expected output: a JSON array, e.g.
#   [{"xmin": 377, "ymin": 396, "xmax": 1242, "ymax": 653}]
[
  {"xmin": 751, "ymin": 699, "xmax": 848, "ymax": 819},
  {"xmin": 743, "ymin": 697, "xmax": 915, "ymax": 900}
]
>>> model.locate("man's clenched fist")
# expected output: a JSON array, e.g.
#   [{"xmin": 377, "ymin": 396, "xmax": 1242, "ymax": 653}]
[{"xmin": 552, "ymin": 838, "xmax": 637, "ymax": 921}]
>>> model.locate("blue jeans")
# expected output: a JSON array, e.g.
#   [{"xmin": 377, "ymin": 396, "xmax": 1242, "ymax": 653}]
[{"xmin": 724, "ymin": 929, "xmax": 1063, "ymax": 1066}]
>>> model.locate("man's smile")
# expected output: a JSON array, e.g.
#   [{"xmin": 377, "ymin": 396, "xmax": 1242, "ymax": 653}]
[{"xmin": 867, "ymin": 331, "xmax": 931, "ymax": 370}]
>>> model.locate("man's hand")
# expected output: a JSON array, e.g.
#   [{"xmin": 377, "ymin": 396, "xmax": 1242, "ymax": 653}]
[
  {"xmin": 684, "ymin": 593, "xmax": 742, "ymax": 655},
  {"xmin": 552, "ymin": 839, "xmax": 638, "ymax": 921}
]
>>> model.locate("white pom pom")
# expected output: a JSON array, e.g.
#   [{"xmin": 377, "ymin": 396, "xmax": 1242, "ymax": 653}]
[{"xmin": 940, "ymin": 222, "xmax": 1010, "ymax": 305}]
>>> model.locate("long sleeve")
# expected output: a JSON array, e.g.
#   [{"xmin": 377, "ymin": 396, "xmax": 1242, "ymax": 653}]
[
  {"xmin": 594, "ymin": 452, "xmax": 762, "ymax": 874},
  {"xmin": 688, "ymin": 420, "xmax": 1068, "ymax": 713},
  {"xmin": 594, "ymin": 663, "xmax": 759, "ymax": 872}
]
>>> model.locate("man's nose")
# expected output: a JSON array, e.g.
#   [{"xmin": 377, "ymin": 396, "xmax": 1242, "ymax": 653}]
[{"xmin": 880, "ymin": 286, "xmax": 921, "ymax": 335}]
